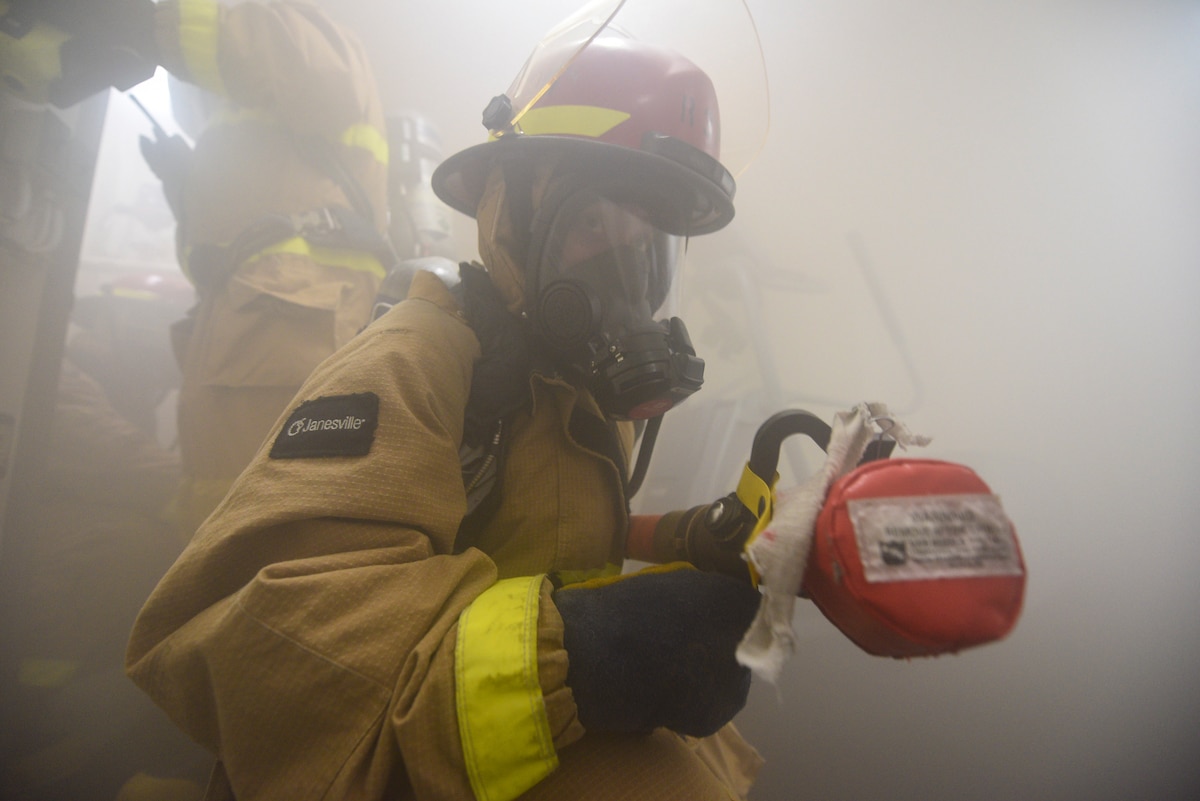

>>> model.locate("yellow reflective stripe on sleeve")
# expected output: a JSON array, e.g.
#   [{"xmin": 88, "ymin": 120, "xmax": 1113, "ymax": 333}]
[
  {"xmin": 340, "ymin": 123, "xmax": 389, "ymax": 166},
  {"xmin": 456, "ymin": 576, "xmax": 557, "ymax": 801},
  {"xmin": 511, "ymin": 105, "xmax": 630, "ymax": 139},
  {"xmin": 178, "ymin": 0, "xmax": 226, "ymax": 96},
  {"xmin": 244, "ymin": 236, "xmax": 386, "ymax": 279}
]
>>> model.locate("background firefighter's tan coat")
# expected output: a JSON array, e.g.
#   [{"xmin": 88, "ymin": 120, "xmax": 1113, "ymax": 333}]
[
  {"xmin": 153, "ymin": 0, "xmax": 388, "ymax": 532},
  {"xmin": 128, "ymin": 272, "xmax": 759, "ymax": 800}
]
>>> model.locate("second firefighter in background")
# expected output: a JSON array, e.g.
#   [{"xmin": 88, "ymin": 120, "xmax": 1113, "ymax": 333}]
[{"xmin": 144, "ymin": 0, "xmax": 393, "ymax": 532}]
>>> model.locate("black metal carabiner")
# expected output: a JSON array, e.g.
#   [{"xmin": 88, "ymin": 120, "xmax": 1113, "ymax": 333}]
[{"xmin": 746, "ymin": 409, "xmax": 896, "ymax": 485}]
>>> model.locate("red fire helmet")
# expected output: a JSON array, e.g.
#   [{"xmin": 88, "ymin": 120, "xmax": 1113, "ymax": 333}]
[{"xmin": 433, "ymin": 29, "xmax": 737, "ymax": 237}]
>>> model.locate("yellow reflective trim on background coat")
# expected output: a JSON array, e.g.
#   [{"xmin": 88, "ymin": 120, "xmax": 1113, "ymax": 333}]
[
  {"xmin": 245, "ymin": 236, "xmax": 387, "ymax": 279},
  {"xmin": 178, "ymin": 0, "xmax": 225, "ymax": 95},
  {"xmin": 340, "ymin": 123, "xmax": 390, "ymax": 166},
  {"xmin": 0, "ymin": 1, "xmax": 69, "ymax": 104},
  {"xmin": 456, "ymin": 576, "xmax": 558, "ymax": 801},
  {"xmin": 206, "ymin": 111, "xmax": 389, "ymax": 168},
  {"xmin": 181, "ymin": 236, "xmax": 387, "ymax": 285}
]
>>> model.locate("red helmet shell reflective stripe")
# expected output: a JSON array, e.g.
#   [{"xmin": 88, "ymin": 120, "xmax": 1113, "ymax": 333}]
[{"xmin": 513, "ymin": 35, "xmax": 721, "ymax": 162}]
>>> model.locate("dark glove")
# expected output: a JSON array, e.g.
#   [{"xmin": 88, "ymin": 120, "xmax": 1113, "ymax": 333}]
[
  {"xmin": 553, "ymin": 566, "xmax": 761, "ymax": 737},
  {"xmin": 33, "ymin": 0, "xmax": 158, "ymax": 107}
]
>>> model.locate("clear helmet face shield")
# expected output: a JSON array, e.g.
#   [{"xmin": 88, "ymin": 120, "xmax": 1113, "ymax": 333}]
[
  {"xmin": 503, "ymin": 0, "xmax": 770, "ymax": 182},
  {"xmin": 433, "ymin": 0, "xmax": 770, "ymax": 238}
]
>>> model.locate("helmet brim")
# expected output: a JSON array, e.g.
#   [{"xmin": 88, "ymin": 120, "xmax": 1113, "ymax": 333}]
[{"xmin": 432, "ymin": 135, "xmax": 736, "ymax": 237}]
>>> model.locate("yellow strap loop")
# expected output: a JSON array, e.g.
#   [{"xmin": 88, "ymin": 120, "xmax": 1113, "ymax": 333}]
[
  {"xmin": 456, "ymin": 576, "xmax": 557, "ymax": 801},
  {"xmin": 735, "ymin": 462, "xmax": 778, "ymax": 585}
]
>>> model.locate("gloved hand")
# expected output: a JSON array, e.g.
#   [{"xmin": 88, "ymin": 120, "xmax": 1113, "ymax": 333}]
[
  {"xmin": 552, "ymin": 565, "xmax": 761, "ymax": 737},
  {"xmin": 32, "ymin": 0, "xmax": 159, "ymax": 107}
]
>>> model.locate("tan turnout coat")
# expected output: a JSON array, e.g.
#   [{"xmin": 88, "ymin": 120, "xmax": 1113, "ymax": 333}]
[
  {"xmin": 153, "ymin": 0, "xmax": 388, "ymax": 532},
  {"xmin": 127, "ymin": 272, "xmax": 761, "ymax": 800}
]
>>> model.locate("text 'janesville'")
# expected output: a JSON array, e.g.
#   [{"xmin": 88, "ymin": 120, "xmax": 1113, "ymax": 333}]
[{"xmin": 286, "ymin": 416, "xmax": 367, "ymax": 437}]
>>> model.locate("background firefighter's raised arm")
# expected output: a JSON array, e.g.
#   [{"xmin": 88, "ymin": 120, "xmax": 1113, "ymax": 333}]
[
  {"xmin": 154, "ymin": 1, "xmax": 382, "ymax": 136},
  {"xmin": 151, "ymin": 0, "xmax": 389, "ymax": 230}
]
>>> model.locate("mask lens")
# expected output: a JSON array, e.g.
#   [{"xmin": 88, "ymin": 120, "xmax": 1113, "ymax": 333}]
[{"xmin": 539, "ymin": 189, "xmax": 680, "ymax": 338}]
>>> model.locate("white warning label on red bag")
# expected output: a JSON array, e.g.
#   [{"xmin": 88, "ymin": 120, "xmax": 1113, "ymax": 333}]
[{"xmin": 847, "ymin": 493, "xmax": 1022, "ymax": 583}]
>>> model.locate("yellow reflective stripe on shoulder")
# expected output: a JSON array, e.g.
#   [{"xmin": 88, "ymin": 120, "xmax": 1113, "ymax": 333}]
[
  {"xmin": 244, "ymin": 236, "xmax": 386, "ymax": 279},
  {"xmin": 515, "ymin": 105, "xmax": 630, "ymax": 138},
  {"xmin": 456, "ymin": 576, "xmax": 557, "ymax": 801},
  {"xmin": 179, "ymin": 0, "xmax": 226, "ymax": 96},
  {"xmin": 340, "ymin": 123, "xmax": 389, "ymax": 166}
]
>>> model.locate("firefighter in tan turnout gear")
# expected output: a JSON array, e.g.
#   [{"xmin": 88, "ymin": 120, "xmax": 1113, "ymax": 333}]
[
  {"xmin": 129, "ymin": 0, "xmax": 393, "ymax": 533},
  {"xmin": 127, "ymin": 8, "xmax": 768, "ymax": 801},
  {"xmin": 154, "ymin": 0, "xmax": 391, "ymax": 532}
]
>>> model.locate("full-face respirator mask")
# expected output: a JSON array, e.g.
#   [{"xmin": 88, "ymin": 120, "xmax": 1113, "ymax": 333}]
[
  {"xmin": 428, "ymin": 10, "xmax": 771, "ymax": 421},
  {"xmin": 527, "ymin": 178, "xmax": 704, "ymax": 420}
]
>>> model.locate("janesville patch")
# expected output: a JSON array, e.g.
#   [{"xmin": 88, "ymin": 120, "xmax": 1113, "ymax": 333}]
[{"xmin": 270, "ymin": 393, "xmax": 379, "ymax": 459}]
